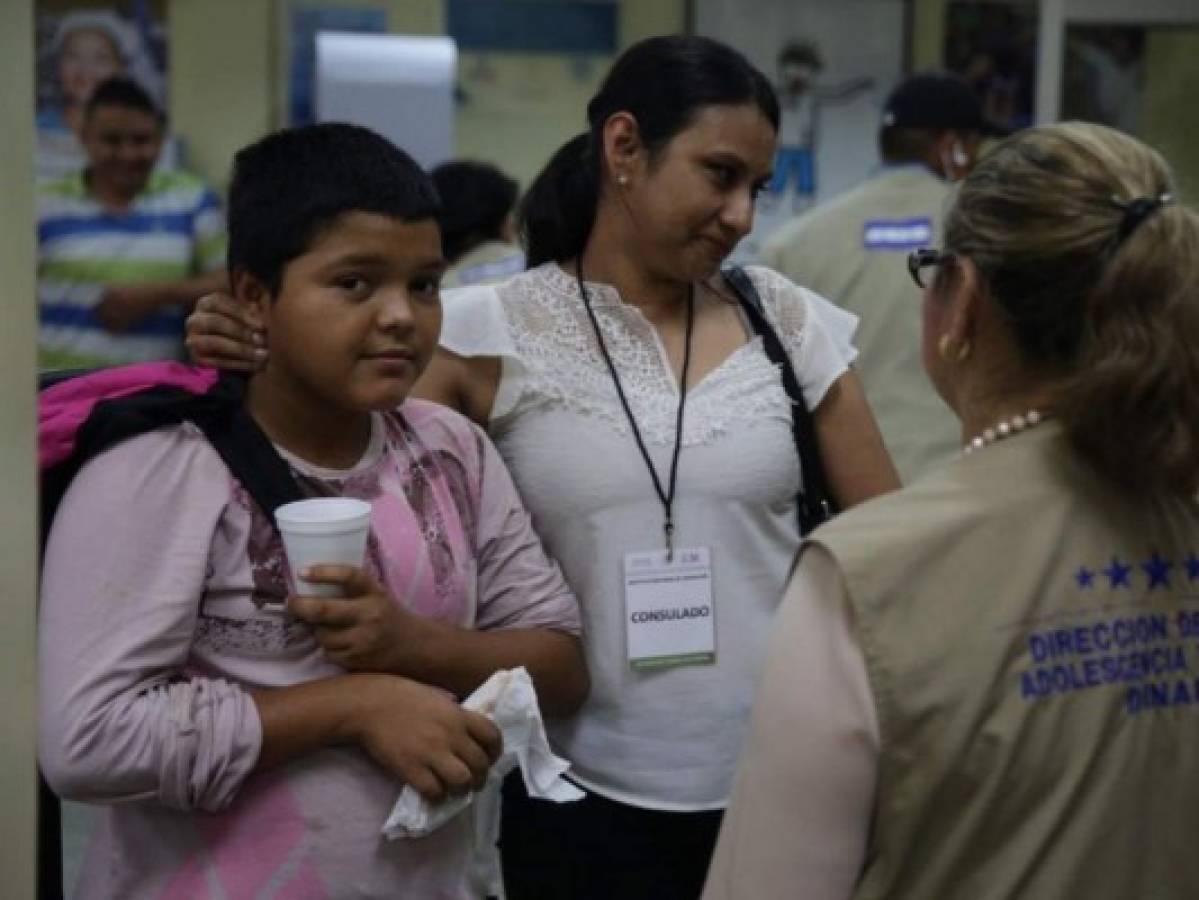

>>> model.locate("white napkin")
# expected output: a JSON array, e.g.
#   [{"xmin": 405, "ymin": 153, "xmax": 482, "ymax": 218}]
[{"xmin": 382, "ymin": 667, "xmax": 584, "ymax": 839}]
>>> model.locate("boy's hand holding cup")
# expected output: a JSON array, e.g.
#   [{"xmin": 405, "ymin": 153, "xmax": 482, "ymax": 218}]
[{"xmin": 277, "ymin": 497, "xmax": 424, "ymax": 673}]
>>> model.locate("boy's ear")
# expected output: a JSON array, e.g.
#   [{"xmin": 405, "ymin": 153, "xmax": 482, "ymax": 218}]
[{"xmin": 230, "ymin": 269, "xmax": 270, "ymax": 330}]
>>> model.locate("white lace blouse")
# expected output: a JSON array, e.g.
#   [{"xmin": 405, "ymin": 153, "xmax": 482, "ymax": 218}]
[{"xmin": 441, "ymin": 262, "xmax": 858, "ymax": 810}]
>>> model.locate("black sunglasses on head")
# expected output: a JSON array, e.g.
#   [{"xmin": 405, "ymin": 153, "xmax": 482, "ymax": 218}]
[{"xmin": 907, "ymin": 247, "xmax": 956, "ymax": 289}]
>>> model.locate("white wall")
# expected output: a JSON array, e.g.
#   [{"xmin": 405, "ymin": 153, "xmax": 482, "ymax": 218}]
[{"xmin": 456, "ymin": 0, "xmax": 687, "ymax": 191}]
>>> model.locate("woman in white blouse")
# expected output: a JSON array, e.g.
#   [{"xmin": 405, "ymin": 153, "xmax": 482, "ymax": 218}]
[{"xmin": 188, "ymin": 35, "xmax": 898, "ymax": 899}]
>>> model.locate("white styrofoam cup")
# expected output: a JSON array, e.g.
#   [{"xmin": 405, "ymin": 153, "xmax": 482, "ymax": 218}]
[{"xmin": 275, "ymin": 497, "xmax": 372, "ymax": 598}]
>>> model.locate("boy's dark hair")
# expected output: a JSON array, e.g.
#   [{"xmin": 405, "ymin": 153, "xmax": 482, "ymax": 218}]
[
  {"xmin": 228, "ymin": 123, "xmax": 441, "ymax": 294},
  {"xmin": 431, "ymin": 160, "xmax": 519, "ymax": 264},
  {"xmin": 84, "ymin": 76, "xmax": 163, "ymax": 125}
]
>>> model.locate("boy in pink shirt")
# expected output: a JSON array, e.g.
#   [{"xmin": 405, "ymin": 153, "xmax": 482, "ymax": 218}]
[{"xmin": 39, "ymin": 123, "xmax": 586, "ymax": 899}]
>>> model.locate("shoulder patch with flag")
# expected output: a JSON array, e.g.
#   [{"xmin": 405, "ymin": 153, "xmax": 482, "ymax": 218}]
[{"xmin": 862, "ymin": 217, "xmax": 933, "ymax": 251}]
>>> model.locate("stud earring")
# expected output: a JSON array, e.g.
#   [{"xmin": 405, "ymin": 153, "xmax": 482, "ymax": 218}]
[
  {"xmin": 938, "ymin": 334, "xmax": 972, "ymax": 364},
  {"xmin": 617, "ymin": 174, "xmax": 629, "ymax": 186}
]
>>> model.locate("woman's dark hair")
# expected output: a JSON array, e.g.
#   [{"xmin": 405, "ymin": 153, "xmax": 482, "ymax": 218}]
[
  {"xmin": 228, "ymin": 123, "xmax": 440, "ymax": 295},
  {"xmin": 946, "ymin": 122, "xmax": 1199, "ymax": 495},
  {"xmin": 519, "ymin": 35, "xmax": 779, "ymax": 267},
  {"xmin": 431, "ymin": 160, "xmax": 519, "ymax": 264}
]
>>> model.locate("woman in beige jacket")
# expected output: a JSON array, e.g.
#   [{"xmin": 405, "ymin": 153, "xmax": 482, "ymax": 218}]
[{"xmin": 705, "ymin": 122, "xmax": 1199, "ymax": 900}]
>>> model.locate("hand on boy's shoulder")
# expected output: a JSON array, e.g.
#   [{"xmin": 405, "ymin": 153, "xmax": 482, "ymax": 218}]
[{"xmin": 185, "ymin": 292, "xmax": 267, "ymax": 372}]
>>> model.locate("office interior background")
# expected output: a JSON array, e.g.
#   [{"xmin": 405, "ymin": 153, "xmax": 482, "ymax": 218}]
[{"xmin": 3, "ymin": 0, "xmax": 1198, "ymax": 894}]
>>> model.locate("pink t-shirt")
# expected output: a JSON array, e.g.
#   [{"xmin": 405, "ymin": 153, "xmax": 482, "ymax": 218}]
[{"xmin": 39, "ymin": 399, "xmax": 579, "ymax": 899}]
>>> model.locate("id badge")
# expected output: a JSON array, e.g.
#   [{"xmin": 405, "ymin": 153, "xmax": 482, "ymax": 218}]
[{"xmin": 623, "ymin": 547, "xmax": 715, "ymax": 670}]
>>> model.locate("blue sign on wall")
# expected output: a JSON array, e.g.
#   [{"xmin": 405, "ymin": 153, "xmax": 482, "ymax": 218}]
[
  {"xmin": 447, "ymin": 0, "xmax": 618, "ymax": 54},
  {"xmin": 290, "ymin": 5, "xmax": 388, "ymax": 125}
]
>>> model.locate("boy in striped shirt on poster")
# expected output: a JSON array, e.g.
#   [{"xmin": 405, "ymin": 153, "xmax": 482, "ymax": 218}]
[{"xmin": 36, "ymin": 77, "xmax": 227, "ymax": 370}]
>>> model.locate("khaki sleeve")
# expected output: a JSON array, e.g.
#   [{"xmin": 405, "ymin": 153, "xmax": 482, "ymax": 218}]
[{"xmin": 702, "ymin": 544, "xmax": 879, "ymax": 900}]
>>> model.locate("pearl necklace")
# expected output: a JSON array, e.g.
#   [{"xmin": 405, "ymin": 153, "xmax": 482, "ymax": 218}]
[{"xmin": 963, "ymin": 410, "xmax": 1046, "ymax": 454}]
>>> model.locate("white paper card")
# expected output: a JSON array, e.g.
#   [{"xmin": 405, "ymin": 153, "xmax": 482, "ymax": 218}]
[{"xmin": 624, "ymin": 547, "xmax": 716, "ymax": 670}]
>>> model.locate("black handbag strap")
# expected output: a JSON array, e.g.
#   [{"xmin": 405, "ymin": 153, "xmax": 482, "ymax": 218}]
[
  {"xmin": 188, "ymin": 376, "xmax": 307, "ymax": 519},
  {"xmin": 722, "ymin": 266, "xmax": 836, "ymax": 534}
]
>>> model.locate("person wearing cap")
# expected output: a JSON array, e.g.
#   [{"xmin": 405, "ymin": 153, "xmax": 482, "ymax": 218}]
[
  {"xmin": 706, "ymin": 121, "xmax": 1199, "ymax": 899},
  {"xmin": 432, "ymin": 160, "xmax": 526, "ymax": 290},
  {"xmin": 762, "ymin": 72, "xmax": 1006, "ymax": 483}
]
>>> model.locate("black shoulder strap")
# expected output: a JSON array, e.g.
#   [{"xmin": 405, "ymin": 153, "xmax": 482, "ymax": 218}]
[
  {"xmin": 188, "ymin": 376, "xmax": 306, "ymax": 519},
  {"xmin": 722, "ymin": 267, "xmax": 836, "ymax": 534}
]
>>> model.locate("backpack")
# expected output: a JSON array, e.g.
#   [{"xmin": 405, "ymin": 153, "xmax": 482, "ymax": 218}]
[
  {"xmin": 40, "ymin": 362, "xmax": 304, "ymax": 546},
  {"xmin": 37, "ymin": 362, "xmax": 303, "ymax": 900}
]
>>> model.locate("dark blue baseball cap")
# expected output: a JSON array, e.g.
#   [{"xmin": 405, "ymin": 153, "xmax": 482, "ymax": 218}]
[{"xmin": 882, "ymin": 71, "xmax": 1011, "ymax": 136}]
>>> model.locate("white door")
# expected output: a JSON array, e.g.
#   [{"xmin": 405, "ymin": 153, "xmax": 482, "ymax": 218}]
[{"xmin": 1035, "ymin": 0, "xmax": 1199, "ymax": 197}]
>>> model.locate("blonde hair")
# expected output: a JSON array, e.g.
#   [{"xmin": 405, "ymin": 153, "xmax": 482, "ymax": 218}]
[{"xmin": 946, "ymin": 122, "xmax": 1199, "ymax": 495}]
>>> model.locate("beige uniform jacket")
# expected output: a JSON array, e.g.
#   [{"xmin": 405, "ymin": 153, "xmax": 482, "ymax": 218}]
[
  {"xmin": 706, "ymin": 423, "xmax": 1199, "ymax": 899},
  {"xmin": 762, "ymin": 166, "xmax": 958, "ymax": 483}
]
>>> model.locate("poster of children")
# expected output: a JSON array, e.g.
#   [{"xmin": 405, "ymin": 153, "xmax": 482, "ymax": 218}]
[
  {"xmin": 34, "ymin": 5, "xmax": 171, "ymax": 180},
  {"xmin": 694, "ymin": 0, "xmax": 902, "ymax": 262}
]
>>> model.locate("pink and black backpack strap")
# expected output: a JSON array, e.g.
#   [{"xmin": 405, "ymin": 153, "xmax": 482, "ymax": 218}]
[
  {"xmin": 39, "ymin": 361, "xmax": 219, "ymax": 470},
  {"xmin": 38, "ymin": 363, "xmax": 302, "ymax": 551}
]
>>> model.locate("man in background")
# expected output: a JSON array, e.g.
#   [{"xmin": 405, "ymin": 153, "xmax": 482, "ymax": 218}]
[
  {"xmin": 763, "ymin": 72, "xmax": 1006, "ymax": 483},
  {"xmin": 37, "ymin": 77, "xmax": 226, "ymax": 369},
  {"xmin": 432, "ymin": 160, "xmax": 525, "ymax": 289}
]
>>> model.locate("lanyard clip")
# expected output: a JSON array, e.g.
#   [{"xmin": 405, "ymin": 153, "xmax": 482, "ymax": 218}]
[{"xmin": 664, "ymin": 520, "xmax": 675, "ymax": 562}]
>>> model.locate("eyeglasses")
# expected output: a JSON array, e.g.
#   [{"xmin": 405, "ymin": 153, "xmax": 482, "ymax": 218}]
[{"xmin": 907, "ymin": 247, "xmax": 956, "ymax": 289}]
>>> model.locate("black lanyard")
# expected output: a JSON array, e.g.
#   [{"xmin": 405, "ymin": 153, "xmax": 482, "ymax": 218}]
[{"xmin": 577, "ymin": 266, "xmax": 694, "ymax": 559}]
